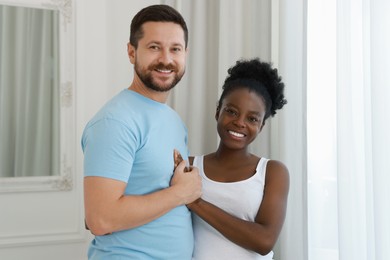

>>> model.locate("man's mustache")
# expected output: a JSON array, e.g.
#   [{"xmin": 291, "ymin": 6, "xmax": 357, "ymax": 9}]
[{"xmin": 149, "ymin": 63, "xmax": 177, "ymax": 72}]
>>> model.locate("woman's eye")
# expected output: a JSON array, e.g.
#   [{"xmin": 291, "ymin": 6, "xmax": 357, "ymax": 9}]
[{"xmin": 224, "ymin": 108, "xmax": 237, "ymax": 116}]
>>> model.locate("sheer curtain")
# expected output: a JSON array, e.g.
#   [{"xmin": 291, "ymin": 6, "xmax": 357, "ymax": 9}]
[
  {"xmin": 167, "ymin": 0, "xmax": 273, "ymax": 157},
  {"xmin": 307, "ymin": 0, "xmax": 390, "ymax": 260},
  {"xmin": 274, "ymin": 0, "xmax": 308, "ymax": 259},
  {"xmin": 0, "ymin": 5, "xmax": 60, "ymax": 177},
  {"xmin": 170, "ymin": 1, "xmax": 310, "ymax": 259},
  {"xmin": 169, "ymin": 1, "xmax": 309, "ymax": 259}
]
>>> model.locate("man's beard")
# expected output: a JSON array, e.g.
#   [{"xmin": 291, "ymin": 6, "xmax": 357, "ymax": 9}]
[{"xmin": 134, "ymin": 61, "xmax": 185, "ymax": 92}]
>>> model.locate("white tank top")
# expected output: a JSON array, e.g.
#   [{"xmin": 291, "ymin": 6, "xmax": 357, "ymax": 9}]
[{"xmin": 192, "ymin": 155, "xmax": 273, "ymax": 260}]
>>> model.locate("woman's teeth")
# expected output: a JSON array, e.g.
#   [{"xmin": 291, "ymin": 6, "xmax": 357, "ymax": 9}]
[{"xmin": 229, "ymin": 131, "xmax": 244, "ymax": 138}]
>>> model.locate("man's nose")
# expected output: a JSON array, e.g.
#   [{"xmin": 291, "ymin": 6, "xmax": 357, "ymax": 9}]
[{"xmin": 157, "ymin": 49, "xmax": 173, "ymax": 64}]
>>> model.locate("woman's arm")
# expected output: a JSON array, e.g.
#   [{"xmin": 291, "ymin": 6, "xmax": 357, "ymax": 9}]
[{"xmin": 187, "ymin": 160, "xmax": 289, "ymax": 255}]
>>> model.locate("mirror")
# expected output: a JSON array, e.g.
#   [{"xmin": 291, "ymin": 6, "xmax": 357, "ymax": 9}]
[
  {"xmin": 0, "ymin": 5, "xmax": 60, "ymax": 178},
  {"xmin": 0, "ymin": 0, "xmax": 75, "ymax": 192}
]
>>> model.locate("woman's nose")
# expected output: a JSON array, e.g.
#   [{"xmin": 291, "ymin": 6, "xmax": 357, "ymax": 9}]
[{"xmin": 233, "ymin": 116, "xmax": 246, "ymax": 128}]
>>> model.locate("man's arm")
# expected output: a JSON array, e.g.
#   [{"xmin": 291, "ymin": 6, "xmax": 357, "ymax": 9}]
[{"xmin": 84, "ymin": 160, "xmax": 201, "ymax": 236}]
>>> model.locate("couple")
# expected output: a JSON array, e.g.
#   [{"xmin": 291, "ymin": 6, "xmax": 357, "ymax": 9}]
[{"xmin": 81, "ymin": 5, "xmax": 289, "ymax": 260}]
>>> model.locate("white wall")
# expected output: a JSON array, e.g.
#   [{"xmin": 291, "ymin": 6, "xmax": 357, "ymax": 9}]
[{"xmin": 77, "ymin": 0, "xmax": 160, "ymax": 126}]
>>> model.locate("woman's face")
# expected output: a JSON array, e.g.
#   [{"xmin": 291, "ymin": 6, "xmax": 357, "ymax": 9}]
[{"xmin": 216, "ymin": 88, "xmax": 266, "ymax": 150}]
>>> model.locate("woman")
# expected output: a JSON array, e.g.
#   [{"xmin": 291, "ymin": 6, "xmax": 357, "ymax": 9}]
[{"xmin": 189, "ymin": 58, "xmax": 289, "ymax": 259}]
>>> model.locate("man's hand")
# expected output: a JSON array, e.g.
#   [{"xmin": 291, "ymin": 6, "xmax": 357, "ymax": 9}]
[
  {"xmin": 173, "ymin": 149, "xmax": 190, "ymax": 172},
  {"xmin": 171, "ymin": 150, "xmax": 202, "ymax": 204}
]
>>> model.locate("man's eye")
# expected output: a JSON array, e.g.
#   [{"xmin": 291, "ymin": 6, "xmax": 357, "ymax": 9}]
[
  {"xmin": 172, "ymin": 47, "xmax": 182, "ymax": 52},
  {"xmin": 149, "ymin": 45, "xmax": 159, "ymax": 50}
]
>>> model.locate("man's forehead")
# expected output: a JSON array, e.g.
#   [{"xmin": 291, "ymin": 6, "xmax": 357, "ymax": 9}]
[{"xmin": 139, "ymin": 22, "xmax": 185, "ymax": 45}]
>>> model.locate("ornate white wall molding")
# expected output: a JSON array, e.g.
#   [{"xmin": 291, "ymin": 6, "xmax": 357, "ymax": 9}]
[
  {"xmin": 47, "ymin": 156, "xmax": 73, "ymax": 191},
  {"xmin": 61, "ymin": 81, "xmax": 73, "ymax": 107},
  {"xmin": 43, "ymin": 0, "xmax": 72, "ymax": 30}
]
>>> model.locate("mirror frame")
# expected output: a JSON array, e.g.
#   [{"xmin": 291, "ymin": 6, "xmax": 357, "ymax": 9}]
[{"xmin": 0, "ymin": 0, "xmax": 75, "ymax": 193}]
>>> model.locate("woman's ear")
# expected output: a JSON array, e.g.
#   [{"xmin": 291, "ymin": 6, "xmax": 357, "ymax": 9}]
[
  {"xmin": 215, "ymin": 107, "xmax": 220, "ymax": 121},
  {"xmin": 127, "ymin": 43, "xmax": 136, "ymax": 64}
]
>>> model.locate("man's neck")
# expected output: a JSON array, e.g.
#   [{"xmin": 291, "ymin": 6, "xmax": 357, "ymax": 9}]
[{"xmin": 128, "ymin": 82, "xmax": 169, "ymax": 103}]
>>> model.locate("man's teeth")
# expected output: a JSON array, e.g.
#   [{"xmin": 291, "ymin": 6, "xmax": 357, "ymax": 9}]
[
  {"xmin": 229, "ymin": 131, "xmax": 244, "ymax": 137},
  {"xmin": 156, "ymin": 69, "xmax": 172, "ymax": 73}
]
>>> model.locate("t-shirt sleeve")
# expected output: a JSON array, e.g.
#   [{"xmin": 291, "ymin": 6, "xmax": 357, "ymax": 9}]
[{"xmin": 81, "ymin": 118, "xmax": 138, "ymax": 182}]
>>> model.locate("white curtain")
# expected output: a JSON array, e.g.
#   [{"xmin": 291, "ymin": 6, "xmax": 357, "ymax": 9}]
[
  {"xmin": 167, "ymin": 0, "xmax": 273, "ymax": 157},
  {"xmin": 0, "ymin": 5, "xmax": 60, "ymax": 177},
  {"xmin": 167, "ymin": 1, "xmax": 306, "ymax": 259},
  {"xmin": 274, "ymin": 0, "xmax": 308, "ymax": 259},
  {"xmin": 167, "ymin": 1, "xmax": 305, "ymax": 259},
  {"xmin": 307, "ymin": 0, "xmax": 390, "ymax": 260}
]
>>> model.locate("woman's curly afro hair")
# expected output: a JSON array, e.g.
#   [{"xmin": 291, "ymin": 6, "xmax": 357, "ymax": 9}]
[{"xmin": 217, "ymin": 58, "xmax": 287, "ymax": 121}]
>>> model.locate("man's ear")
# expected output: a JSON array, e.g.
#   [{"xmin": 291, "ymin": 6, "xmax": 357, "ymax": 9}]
[{"xmin": 127, "ymin": 43, "xmax": 136, "ymax": 64}]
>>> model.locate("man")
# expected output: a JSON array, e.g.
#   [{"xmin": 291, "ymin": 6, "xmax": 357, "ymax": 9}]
[{"xmin": 82, "ymin": 5, "xmax": 202, "ymax": 259}]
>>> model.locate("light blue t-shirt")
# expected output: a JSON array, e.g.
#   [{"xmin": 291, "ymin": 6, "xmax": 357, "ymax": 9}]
[{"xmin": 81, "ymin": 89, "xmax": 193, "ymax": 260}]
